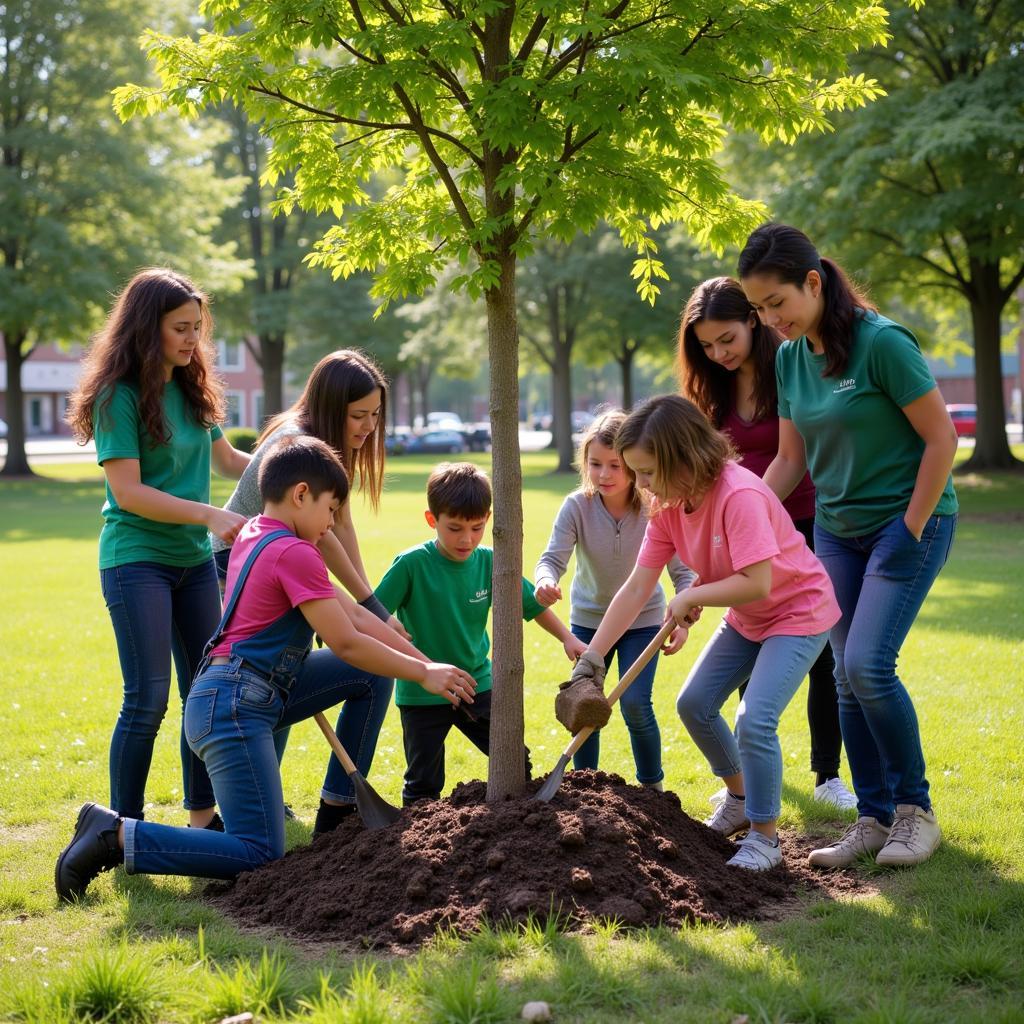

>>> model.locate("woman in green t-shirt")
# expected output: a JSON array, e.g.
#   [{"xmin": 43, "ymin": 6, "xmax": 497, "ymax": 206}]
[
  {"xmin": 738, "ymin": 224, "xmax": 958, "ymax": 870},
  {"xmin": 67, "ymin": 268, "xmax": 251, "ymax": 829}
]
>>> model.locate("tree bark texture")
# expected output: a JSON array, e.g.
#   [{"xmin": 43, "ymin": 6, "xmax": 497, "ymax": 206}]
[{"xmin": 0, "ymin": 335, "xmax": 33, "ymax": 477}]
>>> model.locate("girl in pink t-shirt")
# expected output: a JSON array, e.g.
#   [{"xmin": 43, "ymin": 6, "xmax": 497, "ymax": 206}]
[{"xmin": 570, "ymin": 395, "xmax": 840, "ymax": 871}]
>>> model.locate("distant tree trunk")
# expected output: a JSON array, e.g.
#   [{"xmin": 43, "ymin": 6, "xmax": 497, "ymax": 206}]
[
  {"xmin": 0, "ymin": 334, "xmax": 33, "ymax": 477},
  {"xmin": 551, "ymin": 333, "xmax": 574, "ymax": 472},
  {"xmin": 617, "ymin": 337, "xmax": 637, "ymax": 410},
  {"xmin": 257, "ymin": 332, "xmax": 286, "ymax": 417},
  {"xmin": 960, "ymin": 260, "xmax": 1022, "ymax": 471}
]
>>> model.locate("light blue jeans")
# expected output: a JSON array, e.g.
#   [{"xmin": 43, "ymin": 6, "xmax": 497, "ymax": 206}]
[
  {"xmin": 570, "ymin": 623, "xmax": 664, "ymax": 785},
  {"xmin": 676, "ymin": 620, "xmax": 829, "ymax": 823},
  {"xmin": 123, "ymin": 650, "xmax": 391, "ymax": 879},
  {"xmin": 814, "ymin": 513, "xmax": 956, "ymax": 823}
]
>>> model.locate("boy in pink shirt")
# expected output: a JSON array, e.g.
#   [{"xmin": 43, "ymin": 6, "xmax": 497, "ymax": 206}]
[{"xmin": 572, "ymin": 396, "xmax": 840, "ymax": 871}]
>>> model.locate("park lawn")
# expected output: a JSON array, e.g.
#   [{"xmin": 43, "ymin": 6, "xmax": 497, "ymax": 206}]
[{"xmin": 0, "ymin": 450, "xmax": 1022, "ymax": 1023}]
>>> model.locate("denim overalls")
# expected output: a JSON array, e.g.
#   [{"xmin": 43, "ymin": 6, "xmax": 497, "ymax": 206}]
[{"xmin": 120, "ymin": 527, "xmax": 392, "ymax": 880}]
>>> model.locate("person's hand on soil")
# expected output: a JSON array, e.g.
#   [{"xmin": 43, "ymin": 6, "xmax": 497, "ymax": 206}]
[
  {"xmin": 563, "ymin": 634, "xmax": 588, "ymax": 662},
  {"xmin": 570, "ymin": 649, "xmax": 606, "ymax": 690},
  {"xmin": 661, "ymin": 623, "xmax": 690, "ymax": 655},
  {"xmin": 534, "ymin": 580, "xmax": 562, "ymax": 606},
  {"xmin": 206, "ymin": 506, "xmax": 247, "ymax": 544},
  {"xmin": 422, "ymin": 663, "xmax": 477, "ymax": 706}
]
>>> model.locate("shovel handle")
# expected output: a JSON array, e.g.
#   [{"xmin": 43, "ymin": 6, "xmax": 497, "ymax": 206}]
[
  {"xmin": 561, "ymin": 618, "xmax": 677, "ymax": 760},
  {"xmin": 314, "ymin": 711, "xmax": 358, "ymax": 775}
]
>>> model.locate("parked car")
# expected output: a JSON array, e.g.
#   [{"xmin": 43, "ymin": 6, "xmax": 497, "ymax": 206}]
[
  {"xmin": 404, "ymin": 429, "xmax": 468, "ymax": 455},
  {"xmin": 461, "ymin": 424, "xmax": 492, "ymax": 452},
  {"xmin": 426, "ymin": 411, "xmax": 464, "ymax": 430},
  {"xmin": 946, "ymin": 404, "xmax": 977, "ymax": 437},
  {"xmin": 384, "ymin": 428, "xmax": 410, "ymax": 455}
]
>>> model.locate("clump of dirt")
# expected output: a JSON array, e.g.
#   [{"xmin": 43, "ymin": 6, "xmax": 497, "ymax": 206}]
[{"xmin": 209, "ymin": 770, "xmax": 868, "ymax": 949}]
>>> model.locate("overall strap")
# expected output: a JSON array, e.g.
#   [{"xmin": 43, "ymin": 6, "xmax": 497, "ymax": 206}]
[{"xmin": 205, "ymin": 528, "xmax": 295, "ymax": 655}]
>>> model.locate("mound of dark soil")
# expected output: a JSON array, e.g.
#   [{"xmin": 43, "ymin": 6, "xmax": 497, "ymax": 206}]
[{"xmin": 210, "ymin": 770, "xmax": 867, "ymax": 949}]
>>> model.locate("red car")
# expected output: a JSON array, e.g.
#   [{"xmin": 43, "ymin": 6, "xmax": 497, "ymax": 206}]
[{"xmin": 946, "ymin": 404, "xmax": 977, "ymax": 437}]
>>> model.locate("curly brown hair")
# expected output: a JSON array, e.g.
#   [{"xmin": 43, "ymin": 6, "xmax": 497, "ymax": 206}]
[
  {"xmin": 258, "ymin": 349, "xmax": 388, "ymax": 512},
  {"xmin": 616, "ymin": 395, "xmax": 735, "ymax": 510},
  {"xmin": 67, "ymin": 268, "xmax": 223, "ymax": 445}
]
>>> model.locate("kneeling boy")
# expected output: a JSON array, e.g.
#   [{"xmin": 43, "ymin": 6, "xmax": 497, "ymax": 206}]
[{"xmin": 376, "ymin": 462, "xmax": 586, "ymax": 804}]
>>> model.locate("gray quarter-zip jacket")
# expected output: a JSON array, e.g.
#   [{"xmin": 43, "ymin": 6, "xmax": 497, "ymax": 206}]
[{"xmin": 534, "ymin": 491, "xmax": 696, "ymax": 630}]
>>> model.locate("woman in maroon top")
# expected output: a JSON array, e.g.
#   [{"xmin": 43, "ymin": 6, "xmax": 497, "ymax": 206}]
[{"xmin": 678, "ymin": 276, "xmax": 855, "ymax": 811}]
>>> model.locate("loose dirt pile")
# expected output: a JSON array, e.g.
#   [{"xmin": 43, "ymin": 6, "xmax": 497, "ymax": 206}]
[{"xmin": 210, "ymin": 770, "xmax": 866, "ymax": 949}]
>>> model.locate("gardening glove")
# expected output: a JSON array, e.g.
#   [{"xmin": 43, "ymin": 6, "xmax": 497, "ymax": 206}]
[{"xmin": 555, "ymin": 651, "xmax": 611, "ymax": 734}]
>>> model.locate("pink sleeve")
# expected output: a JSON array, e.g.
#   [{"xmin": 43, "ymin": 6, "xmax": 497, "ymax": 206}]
[
  {"xmin": 722, "ymin": 490, "xmax": 780, "ymax": 572},
  {"xmin": 637, "ymin": 511, "xmax": 677, "ymax": 570},
  {"xmin": 270, "ymin": 541, "xmax": 337, "ymax": 607}
]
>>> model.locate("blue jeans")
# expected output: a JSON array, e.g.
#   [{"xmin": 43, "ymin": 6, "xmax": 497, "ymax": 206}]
[
  {"xmin": 214, "ymin": 547, "xmax": 289, "ymax": 766},
  {"xmin": 571, "ymin": 623, "xmax": 664, "ymax": 785},
  {"xmin": 676, "ymin": 621, "xmax": 829, "ymax": 823},
  {"xmin": 814, "ymin": 514, "xmax": 956, "ymax": 823},
  {"xmin": 123, "ymin": 649, "xmax": 392, "ymax": 878},
  {"xmin": 100, "ymin": 559, "xmax": 222, "ymax": 817}
]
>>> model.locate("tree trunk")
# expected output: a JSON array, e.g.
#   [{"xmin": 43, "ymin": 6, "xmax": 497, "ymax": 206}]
[
  {"xmin": 551, "ymin": 334, "xmax": 574, "ymax": 473},
  {"xmin": 0, "ymin": 334, "xmax": 34, "ymax": 477},
  {"xmin": 959, "ymin": 261, "xmax": 1021, "ymax": 471},
  {"xmin": 418, "ymin": 365, "xmax": 431, "ymax": 423},
  {"xmin": 618, "ymin": 338, "xmax": 636, "ymax": 410},
  {"xmin": 259, "ymin": 333, "xmax": 286, "ymax": 417},
  {"xmin": 485, "ymin": 253, "xmax": 526, "ymax": 801}
]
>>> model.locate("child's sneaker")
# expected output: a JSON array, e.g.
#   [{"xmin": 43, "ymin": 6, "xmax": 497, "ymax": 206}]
[
  {"xmin": 807, "ymin": 816, "xmax": 890, "ymax": 868},
  {"xmin": 705, "ymin": 791, "xmax": 749, "ymax": 837},
  {"xmin": 708, "ymin": 785, "xmax": 727, "ymax": 807},
  {"xmin": 813, "ymin": 777, "xmax": 858, "ymax": 812},
  {"xmin": 727, "ymin": 830, "xmax": 783, "ymax": 871},
  {"xmin": 875, "ymin": 805, "xmax": 940, "ymax": 866}
]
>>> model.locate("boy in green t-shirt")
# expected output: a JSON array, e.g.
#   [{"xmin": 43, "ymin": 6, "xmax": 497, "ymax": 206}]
[{"xmin": 376, "ymin": 462, "xmax": 587, "ymax": 804}]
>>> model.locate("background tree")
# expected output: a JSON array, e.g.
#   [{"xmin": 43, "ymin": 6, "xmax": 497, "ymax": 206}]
[
  {"xmin": 0, "ymin": 0, "xmax": 247, "ymax": 476},
  {"xmin": 119, "ymin": 0, "xmax": 891, "ymax": 799},
  {"xmin": 748, "ymin": 0, "xmax": 1024, "ymax": 470}
]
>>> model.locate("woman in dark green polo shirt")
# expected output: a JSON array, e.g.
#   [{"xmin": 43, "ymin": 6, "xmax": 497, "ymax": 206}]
[
  {"xmin": 67, "ymin": 269, "xmax": 251, "ymax": 828},
  {"xmin": 739, "ymin": 224, "xmax": 958, "ymax": 870}
]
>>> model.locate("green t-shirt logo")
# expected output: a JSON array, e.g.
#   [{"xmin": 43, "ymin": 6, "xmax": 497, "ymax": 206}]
[{"xmin": 832, "ymin": 377, "xmax": 857, "ymax": 394}]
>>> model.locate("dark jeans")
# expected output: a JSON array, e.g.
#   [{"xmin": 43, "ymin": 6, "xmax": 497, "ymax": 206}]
[
  {"xmin": 100, "ymin": 559, "xmax": 221, "ymax": 817},
  {"xmin": 123, "ymin": 650, "xmax": 391, "ymax": 878},
  {"xmin": 215, "ymin": 547, "xmax": 289, "ymax": 765},
  {"xmin": 570, "ymin": 623, "xmax": 664, "ymax": 785},
  {"xmin": 399, "ymin": 690, "xmax": 531, "ymax": 804},
  {"xmin": 814, "ymin": 513, "xmax": 956, "ymax": 823}
]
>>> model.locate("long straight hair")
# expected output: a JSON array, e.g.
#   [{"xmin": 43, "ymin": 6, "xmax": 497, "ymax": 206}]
[
  {"xmin": 737, "ymin": 223, "xmax": 875, "ymax": 378},
  {"xmin": 678, "ymin": 277, "xmax": 782, "ymax": 427},
  {"xmin": 259, "ymin": 349, "xmax": 388, "ymax": 511},
  {"xmin": 67, "ymin": 268, "xmax": 223, "ymax": 444}
]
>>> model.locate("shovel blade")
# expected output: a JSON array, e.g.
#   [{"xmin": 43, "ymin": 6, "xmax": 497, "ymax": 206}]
[
  {"xmin": 350, "ymin": 770, "xmax": 402, "ymax": 829},
  {"xmin": 533, "ymin": 754, "xmax": 571, "ymax": 803}
]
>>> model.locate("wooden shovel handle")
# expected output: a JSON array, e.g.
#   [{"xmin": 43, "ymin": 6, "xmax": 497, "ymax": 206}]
[
  {"xmin": 561, "ymin": 618, "xmax": 677, "ymax": 761},
  {"xmin": 314, "ymin": 711, "xmax": 357, "ymax": 775}
]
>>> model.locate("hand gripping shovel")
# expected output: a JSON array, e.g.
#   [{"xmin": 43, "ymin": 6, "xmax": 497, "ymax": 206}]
[
  {"xmin": 534, "ymin": 619, "xmax": 676, "ymax": 803},
  {"xmin": 313, "ymin": 711, "xmax": 401, "ymax": 828}
]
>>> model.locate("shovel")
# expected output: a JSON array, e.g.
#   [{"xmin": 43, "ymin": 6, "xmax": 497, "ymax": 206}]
[
  {"xmin": 534, "ymin": 619, "xmax": 676, "ymax": 803},
  {"xmin": 313, "ymin": 711, "xmax": 402, "ymax": 828}
]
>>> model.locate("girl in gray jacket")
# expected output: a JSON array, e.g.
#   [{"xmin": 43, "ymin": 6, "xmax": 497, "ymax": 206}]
[{"xmin": 535, "ymin": 410, "xmax": 695, "ymax": 789}]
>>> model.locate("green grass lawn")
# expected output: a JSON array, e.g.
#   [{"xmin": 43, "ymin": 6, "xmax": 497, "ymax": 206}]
[{"xmin": 1, "ymin": 451, "xmax": 1022, "ymax": 1022}]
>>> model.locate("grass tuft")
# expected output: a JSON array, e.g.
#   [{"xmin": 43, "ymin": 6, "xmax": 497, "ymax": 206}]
[
  {"xmin": 200, "ymin": 948, "xmax": 299, "ymax": 1020},
  {"xmin": 422, "ymin": 957, "xmax": 512, "ymax": 1024},
  {"xmin": 57, "ymin": 944, "xmax": 163, "ymax": 1022}
]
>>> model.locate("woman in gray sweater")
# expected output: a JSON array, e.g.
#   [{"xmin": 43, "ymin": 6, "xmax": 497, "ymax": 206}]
[{"xmin": 535, "ymin": 410, "xmax": 695, "ymax": 789}]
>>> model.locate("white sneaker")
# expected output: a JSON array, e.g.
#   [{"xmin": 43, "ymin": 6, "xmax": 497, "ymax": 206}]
[
  {"xmin": 813, "ymin": 777, "xmax": 858, "ymax": 812},
  {"xmin": 708, "ymin": 786, "xmax": 727, "ymax": 806},
  {"xmin": 875, "ymin": 805, "xmax": 941, "ymax": 866},
  {"xmin": 705, "ymin": 791, "xmax": 750, "ymax": 837},
  {"xmin": 807, "ymin": 817, "xmax": 890, "ymax": 868},
  {"xmin": 727, "ymin": 831, "xmax": 783, "ymax": 871}
]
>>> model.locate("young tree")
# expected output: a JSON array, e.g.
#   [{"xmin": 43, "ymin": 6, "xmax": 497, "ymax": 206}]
[
  {"xmin": 0, "ymin": 0, "xmax": 246, "ymax": 476},
  {"xmin": 118, "ymin": 0, "xmax": 890, "ymax": 798},
  {"xmin": 752, "ymin": 0, "xmax": 1024, "ymax": 470}
]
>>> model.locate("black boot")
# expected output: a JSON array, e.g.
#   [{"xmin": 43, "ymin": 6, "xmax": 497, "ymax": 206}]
[
  {"xmin": 312, "ymin": 799, "xmax": 357, "ymax": 837},
  {"xmin": 55, "ymin": 803, "xmax": 124, "ymax": 903}
]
